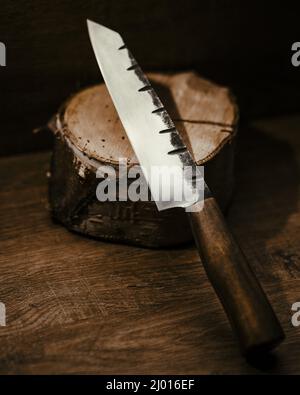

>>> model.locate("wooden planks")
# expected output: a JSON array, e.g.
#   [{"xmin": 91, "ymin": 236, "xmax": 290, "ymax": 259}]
[
  {"xmin": 1, "ymin": 1, "xmax": 300, "ymax": 156},
  {"xmin": 0, "ymin": 115, "xmax": 299, "ymax": 373}
]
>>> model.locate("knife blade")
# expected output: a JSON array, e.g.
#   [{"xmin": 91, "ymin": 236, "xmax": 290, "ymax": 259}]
[
  {"xmin": 87, "ymin": 20, "xmax": 203, "ymax": 211},
  {"xmin": 87, "ymin": 19, "xmax": 284, "ymax": 356}
]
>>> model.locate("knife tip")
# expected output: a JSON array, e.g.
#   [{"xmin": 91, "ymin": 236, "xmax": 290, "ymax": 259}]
[
  {"xmin": 86, "ymin": 19, "xmax": 97, "ymax": 31},
  {"xmin": 86, "ymin": 19, "xmax": 120, "ymax": 38}
]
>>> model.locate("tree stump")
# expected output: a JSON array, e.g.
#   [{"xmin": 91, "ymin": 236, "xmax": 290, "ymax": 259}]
[{"xmin": 49, "ymin": 71, "xmax": 238, "ymax": 247}]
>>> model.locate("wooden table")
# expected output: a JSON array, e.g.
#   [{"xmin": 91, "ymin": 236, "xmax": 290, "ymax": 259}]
[{"xmin": 0, "ymin": 115, "xmax": 299, "ymax": 374}]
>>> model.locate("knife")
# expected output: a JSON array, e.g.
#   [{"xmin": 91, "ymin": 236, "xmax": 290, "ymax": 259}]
[{"xmin": 87, "ymin": 20, "xmax": 284, "ymax": 356}]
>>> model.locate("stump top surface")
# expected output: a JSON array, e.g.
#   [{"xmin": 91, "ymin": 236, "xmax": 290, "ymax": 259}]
[{"xmin": 61, "ymin": 72, "xmax": 237, "ymax": 165}]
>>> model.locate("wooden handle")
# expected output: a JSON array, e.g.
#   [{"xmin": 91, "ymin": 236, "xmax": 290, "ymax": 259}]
[{"xmin": 188, "ymin": 197, "xmax": 285, "ymax": 357}]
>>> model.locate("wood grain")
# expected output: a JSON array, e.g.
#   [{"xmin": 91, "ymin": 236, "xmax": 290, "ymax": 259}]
[
  {"xmin": 0, "ymin": 115, "xmax": 299, "ymax": 373},
  {"xmin": 1, "ymin": 1, "xmax": 300, "ymax": 156}
]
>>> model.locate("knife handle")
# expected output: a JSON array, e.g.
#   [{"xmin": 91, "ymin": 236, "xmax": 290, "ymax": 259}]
[{"xmin": 188, "ymin": 196, "xmax": 285, "ymax": 357}]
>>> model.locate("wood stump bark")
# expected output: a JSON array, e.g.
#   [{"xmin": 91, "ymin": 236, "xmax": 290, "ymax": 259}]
[{"xmin": 49, "ymin": 71, "xmax": 238, "ymax": 247}]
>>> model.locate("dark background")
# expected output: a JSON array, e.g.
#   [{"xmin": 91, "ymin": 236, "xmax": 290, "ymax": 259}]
[{"xmin": 0, "ymin": 0, "xmax": 300, "ymax": 156}]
